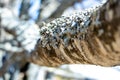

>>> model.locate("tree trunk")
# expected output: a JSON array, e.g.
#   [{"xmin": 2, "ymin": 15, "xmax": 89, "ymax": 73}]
[{"xmin": 31, "ymin": 0, "xmax": 120, "ymax": 67}]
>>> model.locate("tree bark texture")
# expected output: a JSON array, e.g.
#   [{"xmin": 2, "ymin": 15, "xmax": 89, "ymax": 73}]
[{"xmin": 31, "ymin": 0, "xmax": 120, "ymax": 67}]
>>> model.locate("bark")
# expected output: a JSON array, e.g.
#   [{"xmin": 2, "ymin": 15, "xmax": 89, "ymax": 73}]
[{"xmin": 31, "ymin": 0, "xmax": 120, "ymax": 67}]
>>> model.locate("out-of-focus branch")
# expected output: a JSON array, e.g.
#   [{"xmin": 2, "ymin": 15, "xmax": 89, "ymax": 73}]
[
  {"xmin": 0, "ymin": 7, "xmax": 39, "ymax": 76},
  {"xmin": 38, "ymin": 0, "xmax": 76, "ymax": 21},
  {"xmin": 48, "ymin": 0, "xmax": 76, "ymax": 18}
]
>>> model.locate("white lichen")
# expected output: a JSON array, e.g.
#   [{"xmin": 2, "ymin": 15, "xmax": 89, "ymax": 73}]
[{"xmin": 39, "ymin": 4, "xmax": 103, "ymax": 48}]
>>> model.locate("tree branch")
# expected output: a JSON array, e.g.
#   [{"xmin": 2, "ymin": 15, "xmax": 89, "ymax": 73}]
[
  {"xmin": 48, "ymin": 0, "xmax": 76, "ymax": 19},
  {"xmin": 31, "ymin": 0, "xmax": 120, "ymax": 67},
  {"xmin": 0, "ymin": 0, "xmax": 120, "ymax": 71}
]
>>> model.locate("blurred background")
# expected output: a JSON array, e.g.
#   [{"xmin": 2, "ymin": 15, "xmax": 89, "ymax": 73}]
[{"xmin": 0, "ymin": 0, "xmax": 120, "ymax": 80}]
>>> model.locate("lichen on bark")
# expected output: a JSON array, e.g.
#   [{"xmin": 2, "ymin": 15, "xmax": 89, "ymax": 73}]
[{"xmin": 31, "ymin": 0, "xmax": 120, "ymax": 67}]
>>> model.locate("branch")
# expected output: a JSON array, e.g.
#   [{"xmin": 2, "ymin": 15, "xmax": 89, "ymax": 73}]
[
  {"xmin": 48, "ymin": 0, "xmax": 76, "ymax": 18},
  {"xmin": 31, "ymin": 0, "xmax": 120, "ymax": 67},
  {"xmin": 38, "ymin": 0, "xmax": 76, "ymax": 21},
  {"xmin": 0, "ymin": 0, "xmax": 120, "ymax": 70}
]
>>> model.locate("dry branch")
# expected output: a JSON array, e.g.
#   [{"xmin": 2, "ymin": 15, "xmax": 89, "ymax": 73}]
[
  {"xmin": 31, "ymin": 0, "xmax": 120, "ymax": 67},
  {"xmin": 0, "ymin": 0, "xmax": 120, "ymax": 74}
]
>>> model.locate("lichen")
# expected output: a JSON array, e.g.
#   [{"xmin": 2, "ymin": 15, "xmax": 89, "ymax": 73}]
[{"xmin": 39, "ymin": 4, "xmax": 103, "ymax": 48}]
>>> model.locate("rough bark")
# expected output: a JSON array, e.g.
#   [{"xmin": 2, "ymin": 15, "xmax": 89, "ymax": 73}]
[{"xmin": 31, "ymin": 0, "xmax": 120, "ymax": 67}]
